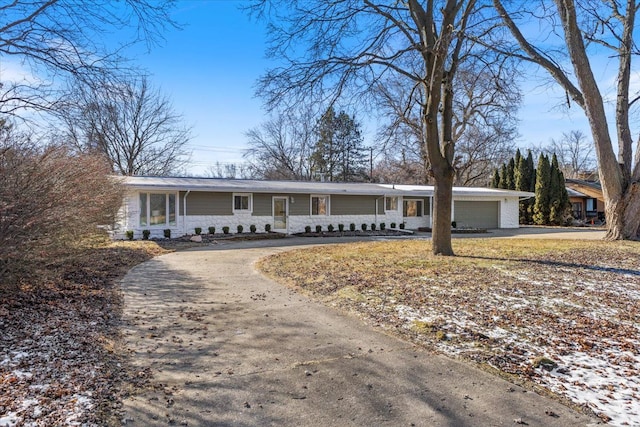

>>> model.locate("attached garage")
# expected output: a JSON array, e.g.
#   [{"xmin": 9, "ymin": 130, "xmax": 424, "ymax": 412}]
[{"xmin": 454, "ymin": 200, "xmax": 499, "ymax": 229}]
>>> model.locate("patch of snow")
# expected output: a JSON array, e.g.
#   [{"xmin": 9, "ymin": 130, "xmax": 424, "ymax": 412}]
[
  {"xmin": 0, "ymin": 412, "xmax": 19, "ymax": 427},
  {"xmin": 540, "ymin": 350, "xmax": 639, "ymax": 426}
]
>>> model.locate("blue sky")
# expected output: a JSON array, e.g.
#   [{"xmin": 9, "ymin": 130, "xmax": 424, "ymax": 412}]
[{"xmin": 130, "ymin": 1, "xmax": 597, "ymax": 175}]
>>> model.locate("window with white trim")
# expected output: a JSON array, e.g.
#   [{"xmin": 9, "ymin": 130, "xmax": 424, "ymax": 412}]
[
  {"xmin": 385, "ymin": 196, "xmax": 398, "ymax": 211},
  {"xmin": 311, "ymin": 195, "xmax": 329, "ymax": 215},
  {"xmin": 233, "ymin": 193, "xmax": 252, "ymax": 212},
  {"xmin": 139, "ymin": 192, "xmax": 177, "ymax": 227},
  {"xmin": 403, "ymin": 199, "xmax": 423, "ymax": 217}
]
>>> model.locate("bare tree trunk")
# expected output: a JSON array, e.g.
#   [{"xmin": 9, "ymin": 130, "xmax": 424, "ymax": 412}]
[
  {"xmin": 608, "ymin": 182, "xmax": 640, "ymax": 240},
  {"xmin": 432, "ymin": 169, "xmax": 455, "ymax": 255}
]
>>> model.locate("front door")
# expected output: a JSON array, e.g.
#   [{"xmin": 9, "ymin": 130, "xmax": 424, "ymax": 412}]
[{"xmin": 273, "ymin": 197, "xmax": 288, "ymax": 232}]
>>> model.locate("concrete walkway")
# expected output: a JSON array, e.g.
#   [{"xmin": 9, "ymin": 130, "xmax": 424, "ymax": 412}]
[{"xmin": 120, "ymin": 236, "xmax": 599, "ymax": 426}]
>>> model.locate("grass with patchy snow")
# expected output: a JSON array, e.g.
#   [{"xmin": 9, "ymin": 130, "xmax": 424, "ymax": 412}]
[{"xmin": 257, "ymin": 238, "xmax": 640, "ymax": 426}]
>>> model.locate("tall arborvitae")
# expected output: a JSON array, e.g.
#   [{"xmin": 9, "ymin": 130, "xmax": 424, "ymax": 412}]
[
  {"xmin": 491, "ymin": 168, "xmax": 501, "ymax": 188},
  {"xmin": 516, "ymin": 150, "xmax": 535, "ymax": 224},
  {"xmin": 549, "ymin": 153, "xmax": 570, "ymax": 225},
  {"xmin": 506, "ymin": 157, "xmax": 516, "ymax": 190},
  {"xmin": 533, "ymin": 153, "xmax": 551, "ymax": 225},
  {"xmin": 526, "ymin": 151, "xmax": 536, "ymax": 192},
  {"xmin": 499, "ymin": 163, "xmax": 509, "ymax": 189}
]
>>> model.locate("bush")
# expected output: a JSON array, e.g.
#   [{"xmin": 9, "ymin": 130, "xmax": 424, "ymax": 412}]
[
  {"xmin": 399, "ymin": 223, "xmax": 405, "ymax": 229},
  {"xmin": 371, "ymin": 223, "xmax": 377, "ymax": 231},
  {"xmin": 390, "ymin": 222, "xmax": 396, "ymax": 228},
  {"xmin": 142, "ymin": 229, "xmax": 150, "ymax": 240},
  {"xmin": 338, "ymin": 224, "xmax": 344, "ymax": 232},
  {"xmin": 327, "ymin": 224, "xmax": 334, "ymax": 232},
  {"xmin": 237, "ymin": 225, "xmax": 244, "ymax": 234},
  {"xmin": 163, "ymin": 229, "xmax": 171, "ymax": 238},
  {"xmin": 305, "ymin": 225, "xmax": 312, "ymax": 233},
  {"xmin": 208, "ymin": 226, "xmax": 216, "ymax": 234},
  {"xmin": 380, "ymin": 222, "xmax": 386, "ymax": 231},
  {"xmin": 361, "ymin": 223, "xmax": 367, "ymax": 231},
  {"xmin": 0, "ymin": 137, "xmax": 124, "ymax": 288},
  {"xmin": 125, "ymin": 230, "xmax": 134, "ymax": 241},
  {"xmin": 250, "ymin": 224, "xmax": 257, "ymax": 233},
  {"xmin": 194, "ymin": 227, "xmax": 202, "ymax": 235},
  {"xmin": 222, "ymin": 226, "xmax": 230, "ymax": 234},
  {"xmin": 315, "ymin": 225, "xmax": 322, "ymax": 233},
  {"xmin": 350, "ymin": 223, "xmax": 356, "ymax": 231},
  {"xmin": 265, "ymin": 223, "xmax": 271, "ymax": 232}
]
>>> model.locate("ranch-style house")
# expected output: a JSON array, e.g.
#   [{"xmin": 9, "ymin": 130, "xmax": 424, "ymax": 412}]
[{"xmin": 114, "ymin": 176, "xmax": 533, "ymax": 239}]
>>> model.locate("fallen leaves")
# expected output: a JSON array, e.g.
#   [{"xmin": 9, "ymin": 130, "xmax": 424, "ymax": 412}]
[{"xmin": 0, "ymin": 240, "xmax": 172, "ymax": 426}]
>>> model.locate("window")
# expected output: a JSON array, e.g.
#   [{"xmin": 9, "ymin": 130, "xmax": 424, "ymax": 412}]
[
  {"xmin": 403, "ymin": 199, "xmax": 423, "ymax": 217},
  {"xmin": 233, "ymin": 193, "xmax": 251, "ymax": 212},
  {"xmin": 139, "ymin": 192, "xmax": 177, "ymax": 227},
  {"xmin": 586, "ymin": 198, "xmax": 597, "ymax": 213},
  {"xmin": 572, "ymin": 202, "xmax": 583, "ymax": 219},
  {"xmin": 385, "ymin": 196, "xmax": 398, "ymax": 211},
  {"xmin": 311, "ymin": 195, "xmax": 329, "ymax": 215}
]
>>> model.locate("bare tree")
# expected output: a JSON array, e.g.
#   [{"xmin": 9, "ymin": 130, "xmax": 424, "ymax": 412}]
[
  {"xmin": 205, "ymin": 162, "xmax": 252, "ymax": 179},
  {"xmin": 372, "ymin": 155, "xmax": 427, "ymax": 184},
  {"xmin": 244, "ymin": 111, "xmax": 318, "ymax": 180},
  {"xmin": 63, "ymin": 76, "xmax": 191, "ymax": 176},
  {"xmin": 0, "ymin": 122, "xmax": 124, "ymax": 288},
  {"xmin": 0, "ymin": 0, "xmax": 176, "ymax": 117},
  {"xmin": 377, "ymin": 60, "xmax": 519, "ymax": 187},
  {"xmin": 547, "ymin": 130, "xmax": 596, "ymax": 179},
  {"xmin": 249, "ymin": 0, "xmax": 503, "ymax": 255},
  {"xmin": 494, "ymin": 0, "xmax": 640, "ymax": 239}
]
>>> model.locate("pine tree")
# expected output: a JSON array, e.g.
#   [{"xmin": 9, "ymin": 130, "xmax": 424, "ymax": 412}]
[
  {"xmin": 311, "ymin": 108, "xmax": 368, "ymax": 182},
  {"xmin": 533, "ymin": 154, "xmax": 551, "ymax": 225}
]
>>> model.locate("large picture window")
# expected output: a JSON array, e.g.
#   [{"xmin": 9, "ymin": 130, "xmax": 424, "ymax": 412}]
[
  {"xmin": 139, "ymin": 192, "xmax": 177, "ymax": 227},
  {"xmin": 403, "ymin": 199, "xmax": 423, "ymax": 217},
  {"xmin": 311, "ymin": 195, "xmax": 329, "ymax": 215}
]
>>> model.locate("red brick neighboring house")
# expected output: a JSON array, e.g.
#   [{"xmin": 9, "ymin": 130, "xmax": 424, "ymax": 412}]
[{"xmin": 565, "ymin": 179, "xmax": 605, "ymax": 223}]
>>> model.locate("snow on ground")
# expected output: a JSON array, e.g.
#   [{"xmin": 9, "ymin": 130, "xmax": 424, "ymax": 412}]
[{"xmin": 394, "ymin": 270, "xmax": 640, "ymax": 426}]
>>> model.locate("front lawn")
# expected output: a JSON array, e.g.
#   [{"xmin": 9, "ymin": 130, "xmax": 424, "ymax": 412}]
[{"xmin": 257, "ymin": 238, "xmax": 640, "ymax": 426}]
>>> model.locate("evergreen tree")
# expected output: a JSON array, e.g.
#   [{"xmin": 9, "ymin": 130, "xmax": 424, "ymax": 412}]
[
  {"xmin": 514, "ymin": 148, "xmax": 522, "ymax": 169},
  {"xmin": 506, "ymin": 157, "xmax": 516, "ymax": 190},
  {"xmin": 549, "ymin": 153, "xmax": 570, "ymax": 225},
  {"xmin": 533, "ymin": 154, "xmax": 551, "ymax": 225},
  {"xmin": 516, "ymin": 150, "xmax": 534, "ymax": 224},
  {"xmin": 311, "ymin": 107, "xmax": 368, "ymax": 182},
  {"xmin": 499, "ymin": 163, "xmax": 509, "ymax": 189},
  {"xmin": 491, "ymin": 168, "xmax": 501, "ymax": 188}
]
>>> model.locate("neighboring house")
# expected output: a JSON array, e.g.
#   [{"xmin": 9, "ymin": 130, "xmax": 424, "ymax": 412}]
[
  {"xmin": 565, "ymin": 179, "xmax": 605, "ymax": 222},
  {"xmin": 115, "ymin": 176, "xmax": 533, "ymax": 239}
]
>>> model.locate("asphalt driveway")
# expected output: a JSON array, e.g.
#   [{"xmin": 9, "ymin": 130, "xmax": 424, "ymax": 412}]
[{"xmin": 119, "ymin": 236, "xmax": 600, "ymax": 426}]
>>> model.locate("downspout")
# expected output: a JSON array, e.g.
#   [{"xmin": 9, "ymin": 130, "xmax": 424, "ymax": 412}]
[{"xmin": 183, "ymin": 190, "xmax": 190, "ymax": 236}]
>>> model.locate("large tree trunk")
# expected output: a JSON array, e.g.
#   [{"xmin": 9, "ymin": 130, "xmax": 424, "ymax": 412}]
[
  {"xmin": 432, "ymin": 170, "xmax": 455, "ymax": 255},
  {"xmin": 605, "ymin": 181, "xmax": 640, "ymax": 240}
]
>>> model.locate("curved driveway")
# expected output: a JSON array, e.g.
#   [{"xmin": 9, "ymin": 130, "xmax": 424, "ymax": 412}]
[{"xmin": 120, "ymin": 235, "xmax": 599, "ymax": 426}]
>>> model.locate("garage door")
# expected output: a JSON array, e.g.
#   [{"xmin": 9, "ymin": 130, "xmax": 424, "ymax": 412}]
[{"xmin": 454, "ymin": 201, "xmax": 499, "ymax": 229}]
